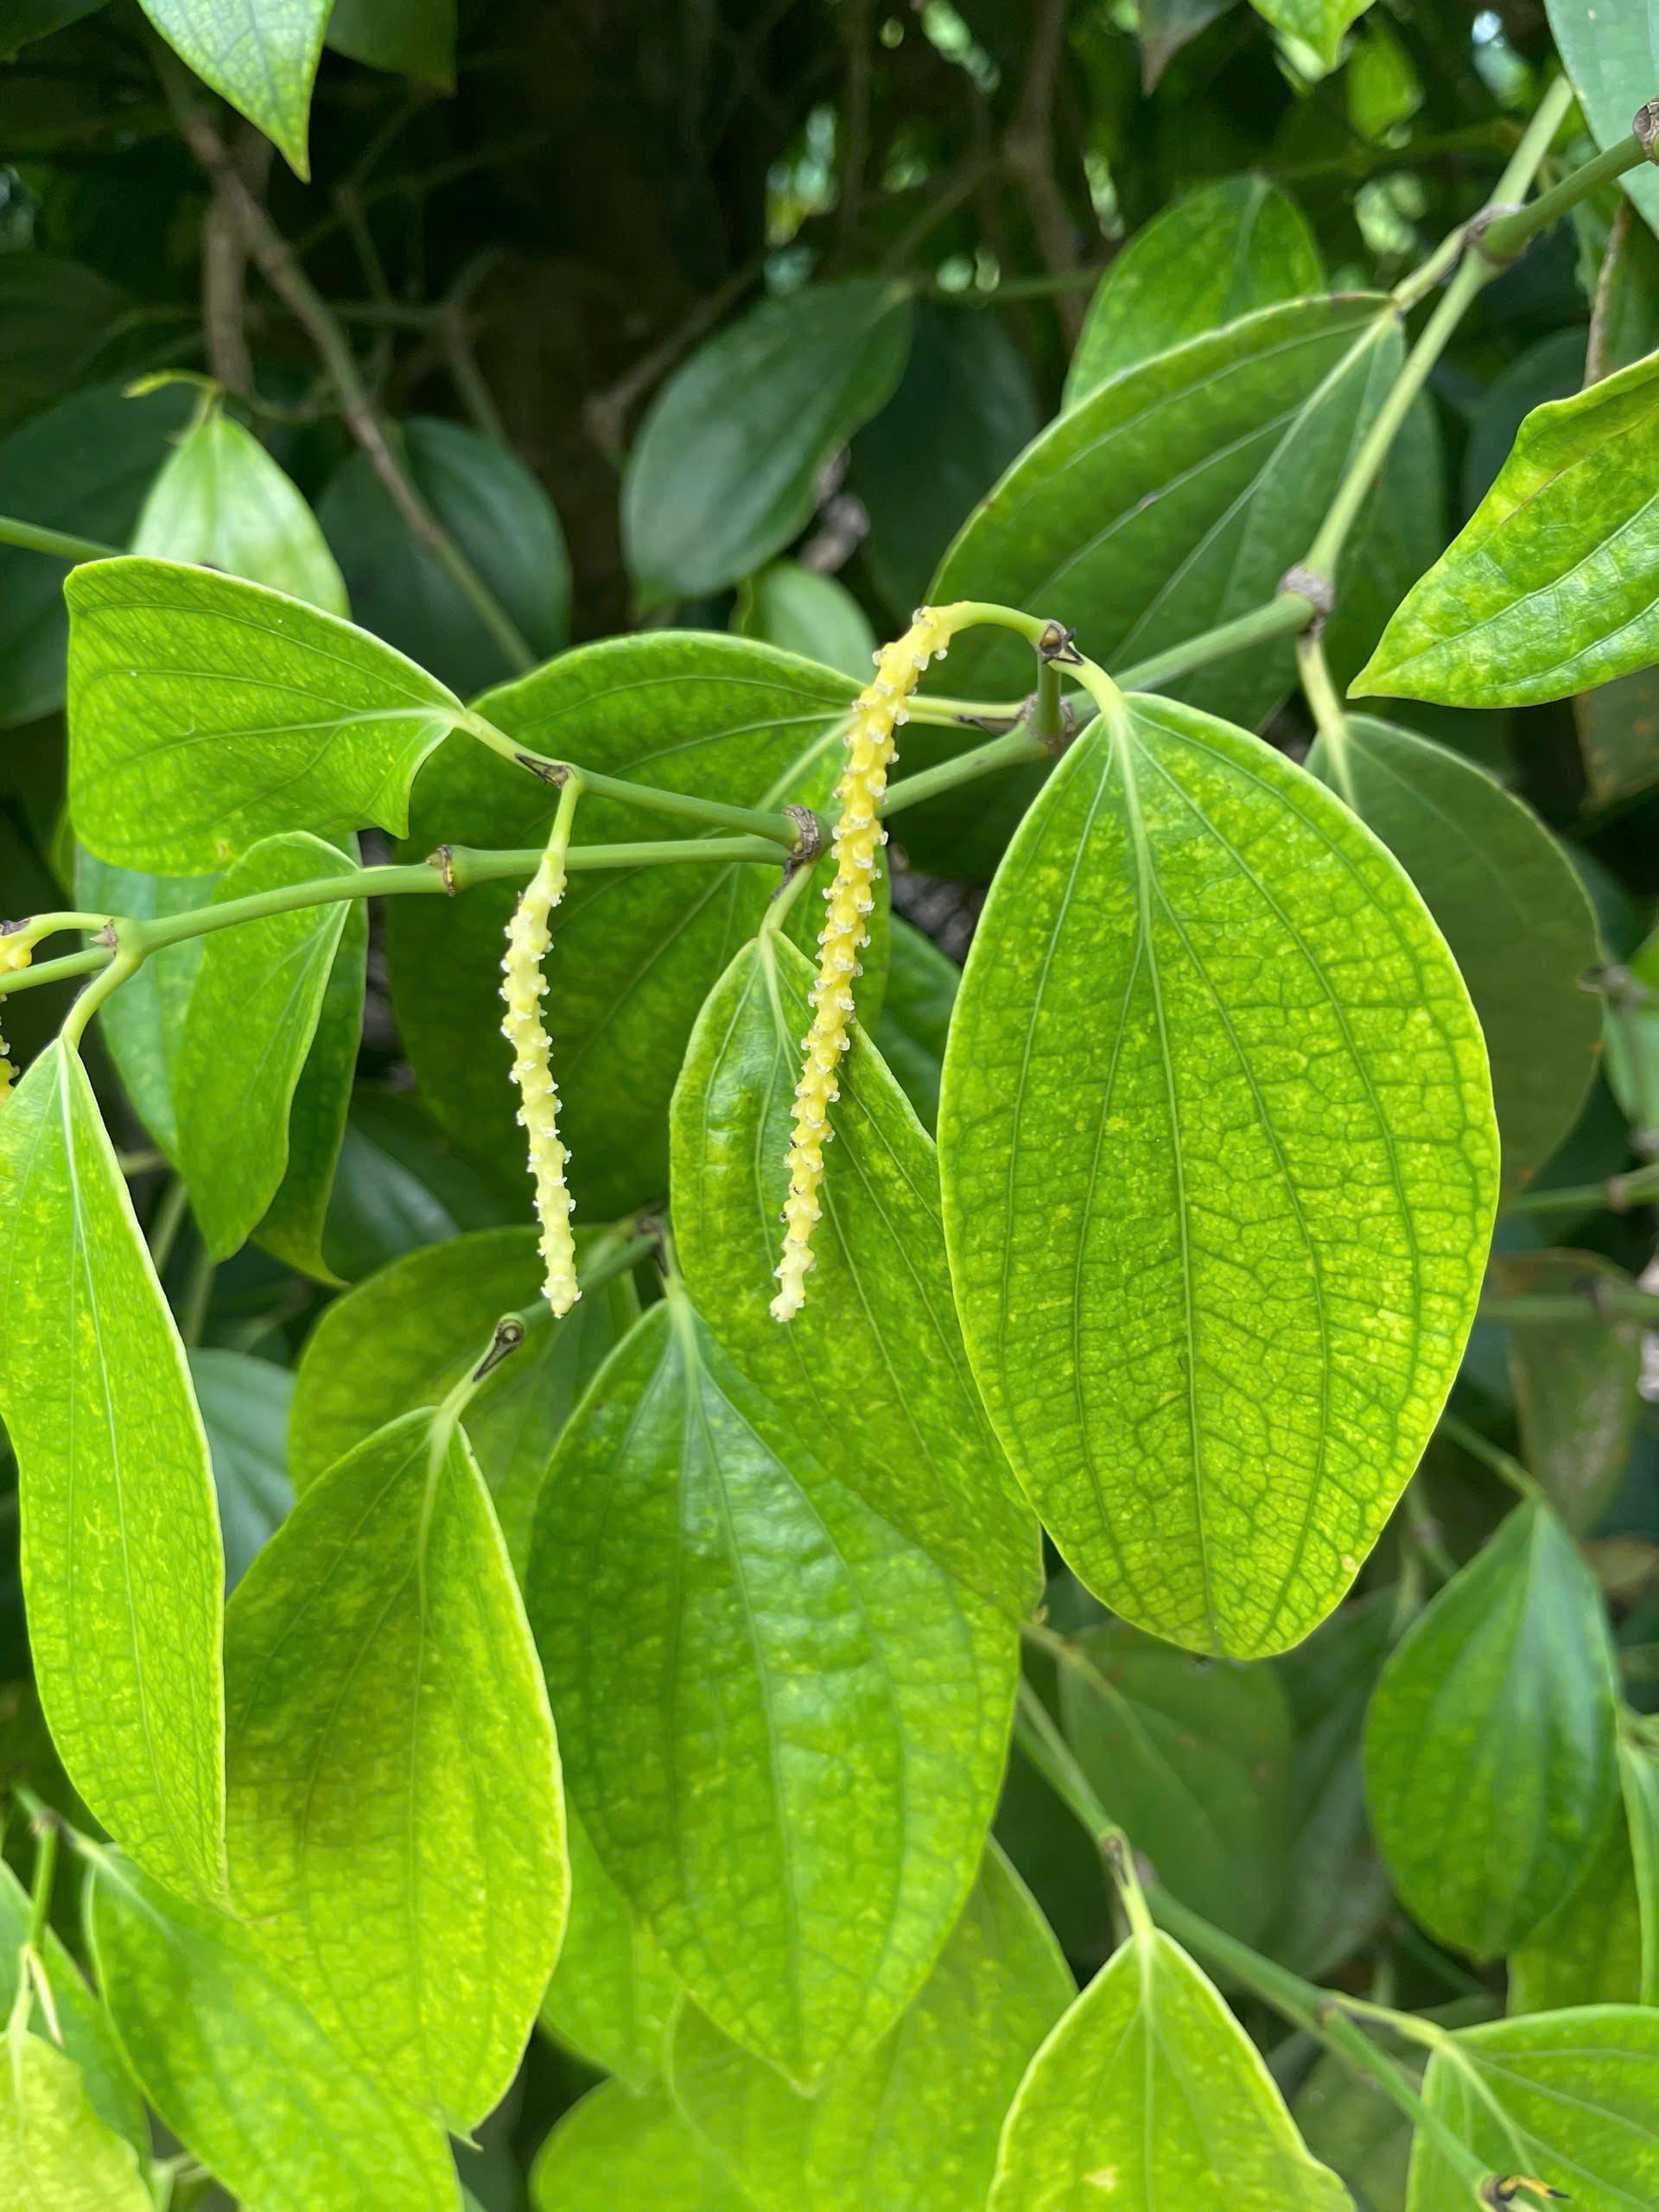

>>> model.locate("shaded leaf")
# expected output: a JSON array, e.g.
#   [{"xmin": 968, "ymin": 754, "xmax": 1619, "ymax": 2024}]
[
  {"xmin": 1545, "ymin": 0, "xmax": 1659, "ymax": 241},
  {"xmin": 319, "ymin": 1087, "xmax": 524, "ymax": 1281},
  {"xmin": 1322, "ymin": 397, "xmax": 1449, "ymax": 693},
  {"xmin": 0, "ymin": 254, "xmax": 129, "ymax": 438},
  {"xmin": 1247, "ymin": 0, "xmax": 1370, "ymax": 68},
  {"xmin": 937, "ymin": 693, "xmax": 1497, "ymax": 1656},
  {"xmin": 327, "ymin": 0, "xmax": 454, "ymax": 85},
  {"xmin": 1365, "ymin": 1501, "xmax": 1619, "ymax": 1958},
  {"xmin": 873, "ymin": 915, "xmax": 960, "ymax": 1133},
  {"xmin": 1493, "ymin": 1249, "xmax": 1642, "ymax": 1532},
  {"xmin": 1294, "ymin": 2041, "xmax": 1414, "ymax": 2212},
  {"xmin": 1508, "ymin": 1794, "xmax": 1644, "ymax": 2012},
  {"xmin": 188, "ymin": 1349, "xmax": 293, "ymax": 1592},
  {"xmin": 539, "ymin": 1808, "xmax": 680, "ymax": 2091},
  {"xmin": 1623, "ymin": 1738, "xmax": 1659, "ymax": 2005},
  {"xmin": 0, "ymin": 1859, "xmax": 144, "ymax": 2152},
  {"xmin": 1604, "ymin": 916, "xmax": 1659, "ymax": 1135},
  {"xmin": 734, "ymin": 561, "xmax": 876, "ymax": 682},
  {"xmin": 0, "ymin": 2022, "xmax": 150, "ymax": 2212},
  {"xmin": 138, "ymin": 0, "xmax": 330, "ymax": 175},
  {"xmin": 528, "ymin": 2082, "xmax": 747, "ymax": 2212}
]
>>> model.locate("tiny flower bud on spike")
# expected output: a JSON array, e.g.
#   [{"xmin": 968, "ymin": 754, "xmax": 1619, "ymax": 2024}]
[
  {"xmin": 772, "ymin": 603, "xmax": 960, "ymax": 1321},
  {"xmin": 500, "ymin": 779, "xmax": 582, "ymax": 1316}
]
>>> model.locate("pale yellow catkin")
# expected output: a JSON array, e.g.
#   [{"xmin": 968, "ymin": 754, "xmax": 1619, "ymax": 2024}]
[
  {"xmin": 772, "ymin": 605, "xmax": 958, "ymax": 1321},
  {"xmin": 500, "ymin": 843, "xmax": 579, "ymax": 1316}
]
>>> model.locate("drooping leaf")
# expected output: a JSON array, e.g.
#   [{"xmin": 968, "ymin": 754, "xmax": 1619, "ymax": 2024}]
[
  {"xmin": 88, "ymin": 1854, "xmax": 460, "ymax": 2210},
  {"xmin": 873, "ymin": 915, "xmax": 960, "ymax": 1133},
  {"xmin": 527, "ymin": 2081, "xmax": 747, "ymax": 2212},
  {"xmin": 288, "ymin": 1224, "xmax": 638, "ymax": 1573},
  {"xmin": 539, "ymin": 1808, "xmax": 680, "ymax": 2091},
  {"xmin": 318, "ymin": 417, "xmax": 569, "ymax": 697},
  {"xmin": 1246, "ymin": 0, "xmax": 1373, "ymax": 72},
  {"xmin": 1545, "ymin": 0, "xmax": 1659, "ymax": 241},
  {"xmin": 0, "ymin": 384, "xmax": 193, "ymax": 729},
  {"xmin": 67, "ymin": 557, "xmax": 463, "ymax": 874},
  {"xmin": 1590, "ymin": 195, "xmax": 1659, "ymax": 390},
  {"xmin": 0, "ymin": 1860, "xmax": 144, "ymax": 2152},
  {"xmin": 137, "ymin": 0, "xmax": 330, "ymax": 176},
  {"xmin": 1065, "ymin": 175, "xmax": 1322, "ymax": 405},
  {"xmin": 174, "ymin": 831, "xmax": 359, "ymax": 1258},
  {"xmin": 1491, "ymin": 1249, "xmax": 1642, "ymax": 1532},
  {"xmin": 386, "ymin": 632, "xmax": 858, "ymax": 1217},
  {"xmin": 188, "ymin": 1350, "xmax": 294, "ymax": 1591},
  {"xmin": 1308, "ymin": 715, "xmax": 1601, "ymax": 1196},
  {"xmin": 671, "ymin": 931, "xmax": 1038, "ymax": 1617},
  {"xmin": 524, "ymin": 1291, "xmax": 1019, "ymax": 2086},
  {"xmin": 1405, "ymin": 2005, "xmax": 1659, "ymax": 2209},
  {"xmin": 0, "ymin": 1043, "xmax": 225, "ymax": 1899},
  {"xmin": 1057, "ymin": 1620, "xmax": 1293, "ymax": 1942},
  {"xmin": 72, "ymin": 853, "xmax": 215, "ymax": 1154},
  {"xmin": 987, "ymin": 1927, "xmax": 1349, "ymax": 2209},
  {"xmin": 326, "ymin": 0, "xmax": 454, "ymax": 85},
  {"xmin": 222, "ymin": 1408, "xmax": 566, "ymax": 2126},
  {"xmin": 937, "ymin": 693, "xmax": 1498, "ymax": 1656},
  {"xmin": 0, "ymin": 2020, "xmax": 151, "ymax": 2212},
  {"xmin": 671, "ymin": 1845, "xmax": 1073, "ymax": 2212},
  {"xmin": 1508, "ymin": 1795, "xmax": 1644, "ymax": 2012},
  {"xmin": 1355, "ymin": 347, "xmax": 1659, "ymax": 706},
  {"xmin": 131, "ymin": 404, "xmax": 349, "ymax": 615},
  {"xmin": 1623, "ymin": 1738, "xmax": 1659, "ymax": 2004},
  {"xmin": 734, "ymin": 561, "xmax": 877, "ymax": 682},
  {"xmin": 623, "ymin": 280, "xmax": 912, "ymax": 603},
  {"xmin": 1364, "ymin": 1501, "xmax": 1619, "ymax": 1959}
]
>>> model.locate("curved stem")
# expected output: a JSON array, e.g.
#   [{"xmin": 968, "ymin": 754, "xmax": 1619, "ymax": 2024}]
[
  {"xmin": 1114, "ymin": 594, "xmax": 1314, "ymax": 696},
  {"xmin": 880, "ymin": 725, "xmax": 1049, "ymax": 820},
  {"xmin": 0, "ymin": 516, "xmax": 121, "ymax": 566}
]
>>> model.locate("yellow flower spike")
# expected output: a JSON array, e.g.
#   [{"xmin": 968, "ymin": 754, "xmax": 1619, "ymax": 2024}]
[
  {"xmin": 771, "ymin": 602, "xmax": 963, "ymax": 1322},
  {"xmin": 500, "ymin": 775, "xmax": 582, "ymax": 1317}
]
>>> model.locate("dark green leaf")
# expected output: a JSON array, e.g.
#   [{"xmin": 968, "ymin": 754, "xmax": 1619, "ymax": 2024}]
[
  {"xmin": 1508, "ymin": 1793, "xmax": 1644, "ymax": 2012},
  {"xmin": 1364, "ymin": 1501, "xmax": 1619, "ymax": 1958},
  {"xmin": 137, "ymin": 0, "xmax": 330, "ymax": 175},
  {"xmin": 734, "ymin": 562, "xmax": 877, "ymax": 682},
  {"xmin": 1135, "ymin": 0, "xmax": 1235, "ymax": 87},
  {"xmin": 539, "ymin": 1808, "xmax": 680, "ymax": 2091},
  {"xmin": 1623, "ymin": 1738, "xmax": 1659, "ymax": 2004},
  {"xmin": 524, "ymin": 1291, "xmax": 1018, "ymax": 2086},
  {"xmin": 1459, "ymin": 330, "xmax": 1586, "ymax": 515},
  {"xmin": 67, "ymin": 557, "xmax": 463, "ymax": 874},
  {"xmin": 1066, "ymin": 175, "xmax": 1322, "ymax": 404},
  {"xmin": 528, "ymin": 2081, "xmax": 747, "ymax": 2211},
  {"xmin": 1308, "ymin": 715, "xmax": 1601, "ymax": 1196},
  {"xmin": 1604, "ymin": 916, "xmax": 1659, "ymax": 1134},
  {"xmin": 327, "ymin": 0, "xmax": 454, "ymax": 85},
  {"xmin": 0, "ymin": 2, "xmax": 111, "ymax": 60},
  {"xmin": 937, "ymin": 694, "xmax": 1498, "ymax": 1656},
  {"xmin": 623, "ymin": 281, "xmax": 912, "ymax": 602},
  {"xmin": 670, "ymin": 1845, "xmax": 1073, "ymax": 2212},
  {"xmin": 319, "ymin": 1088, "xmax": 525, "ymax": 1281},
  {"xmin": 89, "ymin": 1855, "xmax": 460, "ymax": 2209},
  {"xmin": 1589, "ymin": 200, "xmax": 1659, "ymax": 388},
  {"xmin": 0, "ymin": 1043, "xmax": 225, "ymax": 1899},
  {"xmin": 1294, "ymin": 2042, "xmax": 1415, "ymax": 2212},
  {"xmin": 319, "ymin": 417, "xmax": 569, "ymax": 697},
  {"xmin": 188, "ymin": 1349, "xmax": 294, "ymax": 1592},
  {"xmin": 0, "ymin": 2020, "xmax": 150, "ymax": 2212},
  {"xmin": 1322, "ymin": 397, "xmax": 1448, "ymax": 693},
  {"xmin": 1491, "ymin": 1249, "xmax": 1642, "ymax": 1532},
  {"xmin": 0, "ymin": 255, "xmax": 129, "ymax": 437},
  {"xmin": 0, "ymin": 1859, "xmax": 144, "ymax": 2152},
  {"xmin": 873, "ymin": 915, "xmax": 959, "ymax": 1134}
]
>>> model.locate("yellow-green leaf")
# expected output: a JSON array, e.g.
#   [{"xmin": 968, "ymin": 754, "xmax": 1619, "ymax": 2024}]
[
  {"xmin": 138, "ymin": 0, "xmax": 330, "ymax": 176},
  {"xmin": 0, "ymin": 2021, "xmax": 150, "ymax": 2212},
  {"xmin": 528, "ymin": 2081, "xmax": 747, "ymax": 2212},
  {"xmin": 539, "ymin": 1808, "xmax": 680, "ymax": 2092}
]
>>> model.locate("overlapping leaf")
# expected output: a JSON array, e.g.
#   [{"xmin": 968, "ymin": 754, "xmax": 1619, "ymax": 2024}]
[
  {"xmin": 528, "ymin": 2082, "xmax": 747, "ymax": 2212},
  {"xmin": 189, "ymin": 1350, "xmax": 294, "ymax": 1591},
  {"xmin": 873, "ymin": 915, "xmax": 960, "ymax": 1133},
  {"xmin": 1509, "ymin": 1797, "xmax": 1644, "ymax": 2012},
  {"xmin": 0, "ymin": 2022, "xmax": 151, "ymax": 2212},
  {"xmin": 0, "ymin": 1861, "xmax": 143, "ymax": 2152},
  {"xmin": 1492, "ymin": 1249, "xmax": 1643, "ymax": 1532},
  {"xmin": 539, "ymin": 1809, "xmax": 680, "ymax": 2091}
]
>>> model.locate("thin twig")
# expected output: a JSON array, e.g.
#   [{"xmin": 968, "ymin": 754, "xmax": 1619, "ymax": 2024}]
[{"xmin": 1001, "ymin": 0, "xmax": 1085, "ymax": 344}]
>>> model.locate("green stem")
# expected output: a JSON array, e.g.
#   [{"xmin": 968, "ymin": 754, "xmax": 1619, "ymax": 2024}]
[
  {"xmin": 1438, "ymin": 1414, "xmax": 1540, "ymax": 1503},
  {"xmin": 1298, "ymin": 630, "xmax": 1357, "ymax": 800},
  {"xmin": 0, "ymin": 516, "xmax": 120, "ymax": 566},
  {"xmin": 1503, "ymin": 1160, "xmax": 1659, "ymax": 1216},
  {"xmin": 179, "ymin": 1242, "xmax": 215, "ymax": 1351},
  {"xmin": 880, "ymin": 725, "xmax": 1049, "ymax": 820},
  {"xmin": 26, "ymin": 1811, "xmax": 58, "ymax": 1953},
  {"xmin": 1479, "ymin": 124, "xmax": 1655, "ymax": 262},
  {"xmin": 147, "ymin": 1178, "xmax": 190, "ymax": 1274},
  {"xmin": 1315, "ymin": 2007, "xmax": 1498, "ymax": 2199},
  {"xmin": 60, "ymin": 947, "xmax": 141, "ymax": 1048},
  {"xmin": 1113, "ymin": 594, "xmax": 1314, "ymax": 695},
  {"xmin": 1478, "ymin": 1284, "xmax": 1659, "ymax": 1325}
]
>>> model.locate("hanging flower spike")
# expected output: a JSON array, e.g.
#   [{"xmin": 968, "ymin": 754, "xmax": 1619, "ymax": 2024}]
[
  {"xmin": 500, "ymin": 781, "xmax": 582, "ymax": 1316},
  {"xmin": 0, "ymin": 935, "xmax": 31, "ymax": 1105},
  {"xmin": 772, "ymin": 603, "xmax": 960, "ymax": 1322}
]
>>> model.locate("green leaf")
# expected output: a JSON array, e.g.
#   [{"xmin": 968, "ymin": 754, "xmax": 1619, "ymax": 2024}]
[
  {"xmin": 1406, "ymin": 2005, "xmax": 1659, "ymax": 2209},
  {"xmin": 1322, "ymin": 397, "xmax": 1448, "ymax": 694},
  {"xmin": 88, "ymin": 1855, "xmax": 460, "ymax": 2209},
  {"xmin": 0, "ymin": 1860, "xmax": 144, "ymax": 2153},
  {"xmin": 1590, "ymin": 200, "xmax": 1659, "ymax": 391},
  {"xmin": 1546, "ymin": 0, "xmax": 1659, "ymax": 242},
  {"xmin": 222, "ymin": 1407, "xmax": 566, "ymax": 2126},
  {"xmin": 937, "ymin": 693, "xmax": 1498, "ymax": 1656},
  {"xmin": 671, "ymin": 1844, "xmax": 1073, "ymax": 2212},
  {"xmin": 1065, "ymin": 175, "xmax": 1322, "ymax": 405},
  {"xmin": 1347, "ymin": 17, "xmax": 1422, "ymax": 139},
  {"xmin": 1246, "ymin": 0, "xmax": 1371, "ymax": 71},
  {"xmin": 734, "ymin": 561, "xmax": 877, "ymax": 682},
  {"xmin": 72, "ymin": 854, "xmax": 215, "ymax": 1154},
  {"xmin": 0, "ymin": 385, "xmax": 194, "ymax": 729},
  {"xmin": 67, "ymin": 556, "xmax": 463, "ymax": 874},
  {"xmin": 1604, "ymin": 916, "xmax": 1659, "ymax": 1132},
  {"xmin": 670, "ymin": 931, "xmax": 1039, "ymax": 1617},
  {"xmin": 1294, "ymin": 2038, "xmax": 1416, "ymax": 2212},
  {"xmin": 1364, "ymin": 1501, "xmax": 1619, "ymax": 1958},
  {"xmin": 1056, "ymin": 1620, "xmax": 1293, "ymax": 1943},
  {"xmin": 0, "ymin": 253, "xmax": 130, "ymax": 439},
  {"xmin": 873, "ymin": 916, "xmax": 960, "ymax": 1134},
  {"xmin": 524, "ymin": 1290, "xmax": 1019, "ymax": 2086},
  {"xmin": 319, "ymin": 1087, "xmax": 525, "ymax": 1282},
  {"xmin": 188, "ymin": 1349, "xmax": 294, "ymax": 1592},
  {"xmin": 528, "ymin": 2081, "xmax": 747, "ymax": 2212},
  {"xmin": 289, "ymin": 1224, "xmax": 638, "ymax": 1574},
  {"xmin": 1459, "ymin": 329, "xmax": 1586, "ymax": 514},
  {"xmin": 0, "ymin": 2019, "xmax": 151, "ymax": 2212},
  {"xmin": 1308, "ymin": 715, "xmax": 1601, "ymax": 1196},
  {"xmin": 0, "ymin": 3, "xmax": 112, "ymax": 62},
  {"xmin": 1135, "ymin": 0, "xmax": 1235, "ymax": 87},
  {"xmin": 1508, "ymin": 1795, "xmax": 1644, "ymax": 2012},
  {"xmin": 318, "ymin": 417, "xmax": 569, "ymax": 697},
  {"xmin": 987, "ymin": 1927, "xmax": 1349, "ymax": 2209},
  {"xmin": 132, "ymin": 404, "xmax": 349, "ymax": 616},
  {"xmin": 327, "ymin": 0, "xmax": 454, "ymax": 85},
  {"xmin": 1622, "ymin": 1738, "xmax": 1659, "ymax": 2005},
  {"xmin": 0, "ymin": 1043, "xmax": 226, "ymax": 1899},
  {"xmin": 1491, "ymin": 1249, "xmax": 1643, "ymax": 1532},
  {"xmin": 1355, "ymin": 348, "xmax": 1659, "ymax": 706},
  {"xmin": 539, "ymin": 1807, "xmax": 680, "ymax": 2091},
  {"xmin": 138, "ymin": 0, "xmax": 330, "ymax": 176},
  {"xmin": 174, "ymin": 831, "xmax": 359, "ymax": 1258},
  {"xmin": 386, "ymin": 632, "xmax": 857, "ymax": 1217},
  {"xmin": 622, "ymin": 280, "xmax": 912, "ymax": 602}
]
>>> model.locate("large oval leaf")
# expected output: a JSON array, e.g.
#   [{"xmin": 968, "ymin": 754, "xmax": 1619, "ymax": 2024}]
[
  {"xmin": 223, "ymin": 1408, "xmax": 565, "ymax": 2126},
  {"xmin": 1364, "ymin": 1501, "xmax": 1619, "ymax": 1959},
  {"xmin": 1508, "ymin": 1796, "xmax": 1644, "ymax": 2012},
  {"xmin": 67, "ymin": 557, "xmax": 462, "ymax": 874},
  {"xmin": 539, "ymin": 1808, "xmax": 680, "ymax": 2092},
  {"xmin": 1308, "ymin": 715, "xmax": 1601, "ymax": 1195},
  {"xmin": 622, "ymin": 280, "xmax": 912, "ymax": 602},
  {"xmin": 987, "ymin": 1928, "xmax": 1349, "ymax": 2209},
  {"xmin": 386, "ymin": 632, "xmax": 859, "ymax": 1217},
  {"xmin": 670, "ymin": 931, "xmax": 1039, "ymax": 1618},
  {"xmin": 524, "ymin": 1292, "xmax": 1018, "ymax": 2087},
  {"xmin": 670, "ymin": 1845, "xmax": 1073, "ymax": 2212},
  {"xmin": 0, "ymin": 1043, "xmax": 226, "ymax": 1900},
  {"xmin": 937, "ymin": 693, "xmax": 1498, "ymax": 1656},
  {"xmin": 873, "ymin": 914, "xmax": 960, "ymax": 1134}
]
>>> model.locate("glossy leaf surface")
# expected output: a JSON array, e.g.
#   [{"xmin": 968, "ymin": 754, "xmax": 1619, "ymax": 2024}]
[
  {"xmin": 987, "ymin": 1928, "xmax": 1348, "ymax": 2209},
  {"xmin": 524, "ymin": 1290, "xmax": 1018, "ymax": 2085},
  {"xmin": 528, "ymin": 2082, "xmax": 747, "ymax": 2212},
  {"xmin": 1623, "ymin": 1738, "xmax": 1659, "ymax": 2005},
  {"xmin": 938, "ymin": 694, "xmax": 1498, "ymax": 1656},
  {"xmin": 0, "ymin": 1043, "xmax": 225, "ymax": 1898},
  {"xmin": 1364, "ymin": 1502, "xmax": 1619, "ymax": 1958},
  {"xmin": 137, "ymin": 0, "xmax": 328, "ymax": 175},
  {"xmin": 0, "ymin": 2023, "xmax": 150, "ymax": 2212},
  {"xmin": 539, "ymin": 1808, "xmax": 680, "ymax": 2091},
  {"xmin": 67, "ymin": 557, "xmax": 461, "ymax": 874},
  {"xmin": 223, "ymin": 1408, "xmax": 565, "ymax": 2126}
]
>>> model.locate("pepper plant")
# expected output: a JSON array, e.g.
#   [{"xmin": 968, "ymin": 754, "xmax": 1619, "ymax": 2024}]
[{"xmin": 3, "ymin": 3, "xmax": 1659, "ymax": 2208}]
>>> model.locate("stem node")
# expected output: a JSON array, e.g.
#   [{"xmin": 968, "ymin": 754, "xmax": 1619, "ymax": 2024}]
[{"xmin": 1278, "ymin": 563, "xmax": 1335, "ymax": 634}]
